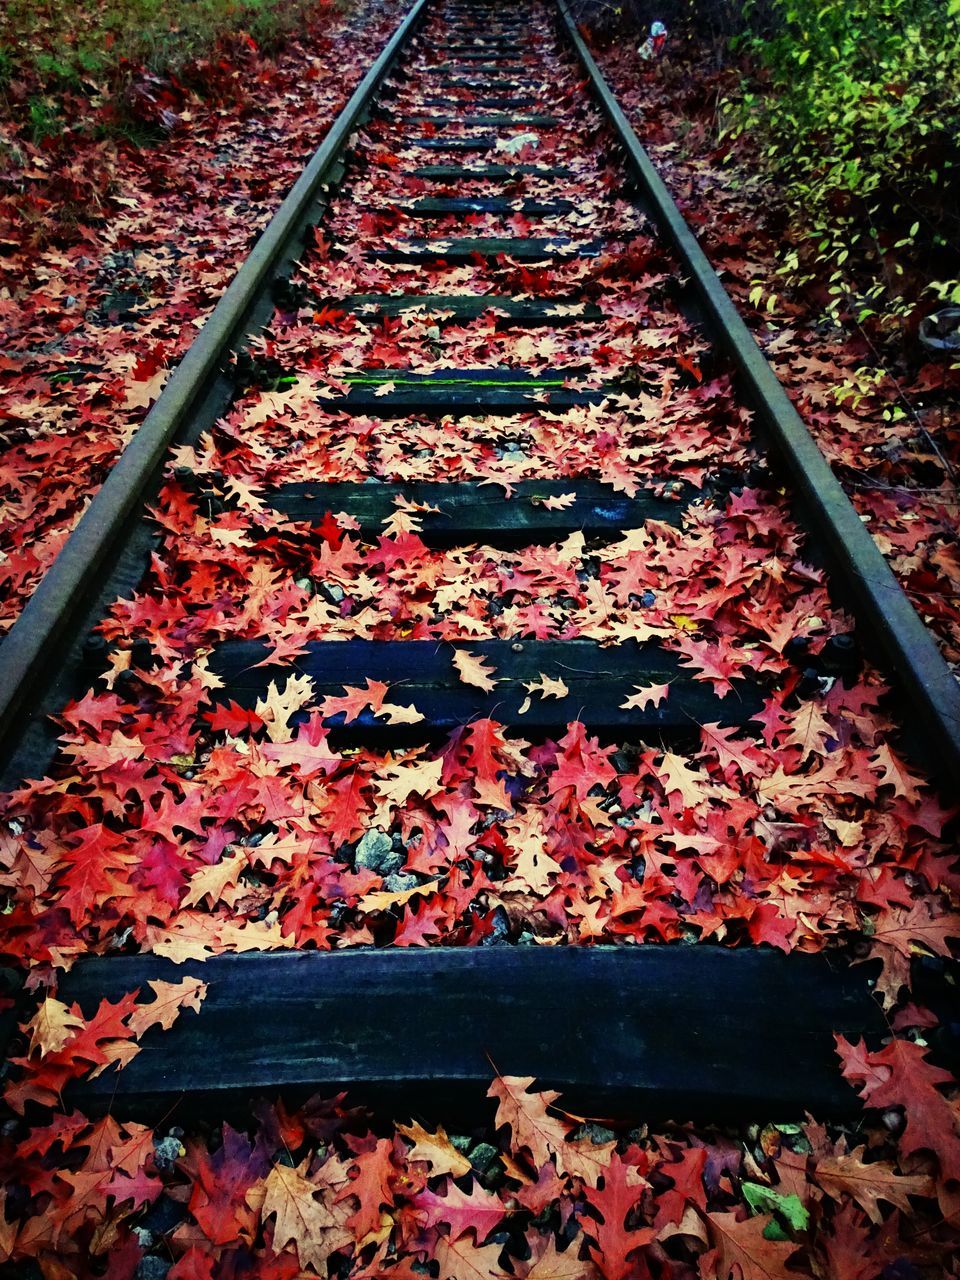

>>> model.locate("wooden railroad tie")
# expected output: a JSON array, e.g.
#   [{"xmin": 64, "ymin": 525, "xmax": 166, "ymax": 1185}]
[{"xmin": 54, "ymin": 949, "xmax": 884, "ymax": 1121}]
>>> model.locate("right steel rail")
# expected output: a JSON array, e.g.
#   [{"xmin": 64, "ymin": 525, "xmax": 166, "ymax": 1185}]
[{"xmin": 557, "ymin": 0, "xmax": 960, "ymax": 786}]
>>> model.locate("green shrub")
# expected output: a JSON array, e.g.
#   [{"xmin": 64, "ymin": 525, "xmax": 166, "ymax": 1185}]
[
  {"xmin": 721, "ymin": 0, "xmax": 960, "ymax": 327},
  {"xmin": 0, "ymin": 0, "xmax": 343, "ymax": 122}
]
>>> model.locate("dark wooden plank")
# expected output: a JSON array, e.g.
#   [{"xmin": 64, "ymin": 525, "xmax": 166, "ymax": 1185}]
[
  {"xmin": 438, "ymin": 39, "xmax": 533, "ymax": 49},
  {"xmin": 263, "ymin": 478, "xmax": 691, "ymax": 543},
  {"xmin": 432, "ymin": 78, "xmax": 533, "ymax": 91},
  {"xmin": 398, "ymin": 114, "xmax": 560, "ymax": 127},
  {"xmin": 403, "ymin": 196, "xmax": 575, "ymax": 215},
  {"xmin": 419, "ymin": 95, "xmax": 539, "ymax": 108},
  {"xmin": 56, "ymin": 949, "xmax": 884, "ymax": 1119},
  {"xmin": 329, "ymin": 293, "xmax": 603, "ymax": 325},
  {"xmin": 206, "ymin": 637, "xmax": 763, "ymax": 735},
  {"xmin": 412, "ymin": 163, "xmax": 572, "ymax": 178},
  {"xmin": 406, "ymin": 135, "xmax": 499, "ymax": 151},
  {"xmin": 369, "ymin": 237, "xmax": 605, "ymax": 263},
  {"xmin": 430, "ymin": 60, "xmax": 527, "ymax": 72},
  {"xmin": 428, "ymin": 52, "xmax": 527, "ymax": 63},
  {"xmin": 318, "ymin": 366, "xmax": 605, "ymax": 414}
]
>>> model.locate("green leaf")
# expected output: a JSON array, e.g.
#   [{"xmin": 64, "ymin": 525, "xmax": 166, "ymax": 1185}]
[{"xmin": 742, "ymin": 1182, "xmax": 810, "ymax": 1235}]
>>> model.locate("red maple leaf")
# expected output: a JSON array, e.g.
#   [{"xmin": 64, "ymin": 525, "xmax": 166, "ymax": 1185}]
[{"xmin": 837, "ymin": 1034, "xmax": 960, "ymax": 1181}]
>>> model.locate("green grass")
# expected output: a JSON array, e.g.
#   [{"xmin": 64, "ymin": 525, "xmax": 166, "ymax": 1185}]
[{"xmin": 0, "ymin": 0, "xmax": 345, "ymax": 132}]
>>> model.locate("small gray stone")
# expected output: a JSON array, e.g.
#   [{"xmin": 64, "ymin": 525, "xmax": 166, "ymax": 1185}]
[
  {"xmin": 136, "ymin": 1258, "xmax": 170, "ymax": 1280},
  {"xmin": 153, "ymin": 1134, "xmax": 183, "ymax": 1171},
  {"xmin": 382, "ymin": 872, "xmax": 419, "ymax": 894},
  {"xmin": 355, "ymin": 828, "xmax": 403, "ymax": 876},
  {"xmin": 322, "ymin": 581, "xmax": 345, "ymax": 603},
  {"xmin": 577, "ymin": 1121, "xmax": 616, "ymax": 1145},
  {"xmin": 469, "ymin": 1142, "xmax": 500, "ymax": 1175}
]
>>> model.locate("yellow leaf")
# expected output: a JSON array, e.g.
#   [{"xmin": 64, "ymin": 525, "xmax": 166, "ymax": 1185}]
[
  {"xmin": 452, "ymin": 648, "xmax": 499, "ymax": 692},
  {"xmin": 126, "ymin": 977, "xmax": 208, "ymax": 1038},
  {"xmin": 181, "ymin": 852, "xmax": 244, "ymax": 908},
  {"xmin": 259, "ymin": 1159, "xmax": 339, "ymax": 1271},
  {"xmin": 620, "ymin": 683, "xmax": 669, "ymax": 711},
  {"xmin": 123, "ymin": 367, "xmax": 168, "ymax": 410},
  {"xmin": 27, "ymin": 997, "xmax": 84, "ymax": 1057},
  {"xmin": 396, "ymin": 1120, "xmax": 472, "ymax": 1177},
  {"xmin": 255, "ymin": 673, "xmax": 316, "ymax": 743},
  {"xmin": 362, "ymin": 877, "xmax": 440, "ymax": 913}
]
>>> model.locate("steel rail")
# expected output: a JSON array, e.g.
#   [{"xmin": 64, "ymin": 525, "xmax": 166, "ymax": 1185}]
[
  {"xmin": 556, "ymin": 0, "xmax": 960, "ymax": 787},
  {"xmin": 0, "ymin": 0, "xmax": 430, "ymax": 761}
]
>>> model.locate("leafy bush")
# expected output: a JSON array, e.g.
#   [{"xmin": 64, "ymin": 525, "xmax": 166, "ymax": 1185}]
[
  {"xmin": 721, "ymin": 0, "xmax": 960, "ymax": 328},
  {"xmin": 0, "ymin": 0, "xmax": 342, "ymax": 135}
]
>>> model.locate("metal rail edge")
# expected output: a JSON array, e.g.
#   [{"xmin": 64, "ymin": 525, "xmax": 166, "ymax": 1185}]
[
  {"xmin": 556, "ymin": 0, "xmax": 960, "ymax": 787},
  {"xmin": 0, "ymin": 0, "xmax": 431, "ymax": 759}
]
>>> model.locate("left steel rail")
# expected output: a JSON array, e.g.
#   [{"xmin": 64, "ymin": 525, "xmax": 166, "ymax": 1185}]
[{"xmin": 0, "ymin": 0, "xmax": 431, "ymax": 766}]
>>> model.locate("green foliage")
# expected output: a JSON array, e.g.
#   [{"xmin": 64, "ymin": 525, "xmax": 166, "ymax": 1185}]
[
  {"xmin": 742, "ymin": 1182, "xmax": 810, "ymax": 1238},
  {"xmin": 27, "ymin": 95, "xmax": 62, "ymax": 141},
  {"xmin": 0, "ymin": 0, "xmax": 344, "ymax": 123},
  {"xmin": 721, "ymin": 0, "xmax": 960, "ymax": 326}
]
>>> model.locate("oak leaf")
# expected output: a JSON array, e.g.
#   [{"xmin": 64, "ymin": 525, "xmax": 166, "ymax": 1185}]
[
  {"xmin": 379, "ymin": 699, "xmax": 425, "ymax": 725},
  {"xmin": 27, "ymin": 997, "xmax": 84, "ymax": 1057},
  {"xmin": 582, "ymin": 1153, "xmax": 653, "ymax": 1280},
  {"xmin": 836, "ymin": 1034, "xmax": 960, "ymax": 1182},
  {"xmin": 699, "ymin": 1210, "xmax": 801, "ymax": 1279},
  {"xmin": 318, "ymin": 678, "xmax": 390, "ymax": 724},
  {"xmin": 816, "ymin": 1200, "xmax": 878, "ymax": 1280},
  {"xmin": 865, "ymin": 903, "xmax": 960, "ymax": 1006},
  {"xmin": 397, "ymin": 1120, "xmax": 472, "ymax": 1178},
  {"xmin": 620, "ymin": 683, "xmax": 668, "ymax": 712},
  {"xmin": 815, "ymin": 1143, "xmax": 933, "ymax": 1222},
  {"xmin": 518, "ymin": 673, "xmax": 569, "ymax": 716},
  {"xmin": 488, "ymin": 1075, "xmax": 568, "ymax": 1171},
  {"xmin": 259, "ymin": 1158, "xmax": 338, "ymax": 1268},
  {"xmin": 433, "ymin": 1231, "xmax": 511, "ymax": 1280},
  {"xmin": 654, "ymin": 752, "xmax": 705, "ymax": 809},
  {"xmin": 452, "ymin": 648, "xmax": 499, "ymax": 692},
  {"xmin": 523, "ymin": 1235, "xmax": 598, "ymax": 1278},
  {"xmin": 540, "ymin": 492, "xmax": 577, "ymax": 510},
  {"xmin": 416, "ymin": 1178, "xmax": 507, "ymax": 1241},
  {"xmin": 335, "ymin": 1137, "xmax": 396, "ymax": 1239},
  {"xmin": 181, "ymin": 852, "xmax": 244, "ymax": 908},
  {"xmin": 255, "ymin": 674, "xmax": 316, "ymax": 743},
  {"xmin": 125, "ymin": 977, "xmax": 207, "ymax": 1038}
]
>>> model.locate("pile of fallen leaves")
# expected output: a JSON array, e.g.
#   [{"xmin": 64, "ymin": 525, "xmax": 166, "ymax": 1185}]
[
  {"xmin": 1, "ymin": 985, "xmax": 959, "ymax": 1275},
  {"xmin": 2, "ymin": 33, "xmax": 955, "ymax": 984},
  {"xmin": 2, "ymin": 2, "xmax": 959, "ymax": 1275},
  {"xmin": 591, "ymin": 35, "xmax": 960, "ymax": 668},
  {"xmin": 0, "ymin": 0, "xmax": 407, "ymax": 635}
]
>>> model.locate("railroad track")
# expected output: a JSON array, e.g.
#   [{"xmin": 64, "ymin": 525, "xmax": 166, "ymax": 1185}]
[{"xmin": 1, "ymin": 0, "xmax": 958, "ymax": 1122}]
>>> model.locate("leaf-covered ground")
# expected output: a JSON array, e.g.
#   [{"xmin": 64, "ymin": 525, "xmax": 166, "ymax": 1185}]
[
  {"xmin": 5, "ymin": 1006, "xmax": 960, "ymax": 1278},
  {"xmin": 1, "ymin": 2, "xmax": 959, "ymax": 1276},
  {"xmin": 0, "ymin": 0, "xmax": 406, "ymax": 634},
  {"xmin": 592, "ymin": 34, "xmax": 960, "ymax": 668}
]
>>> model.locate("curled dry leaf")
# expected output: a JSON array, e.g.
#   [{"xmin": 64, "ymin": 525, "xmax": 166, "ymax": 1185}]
[{"xmin": 452, "ymin": 648, "xmax": 500, "ymax": 692}]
